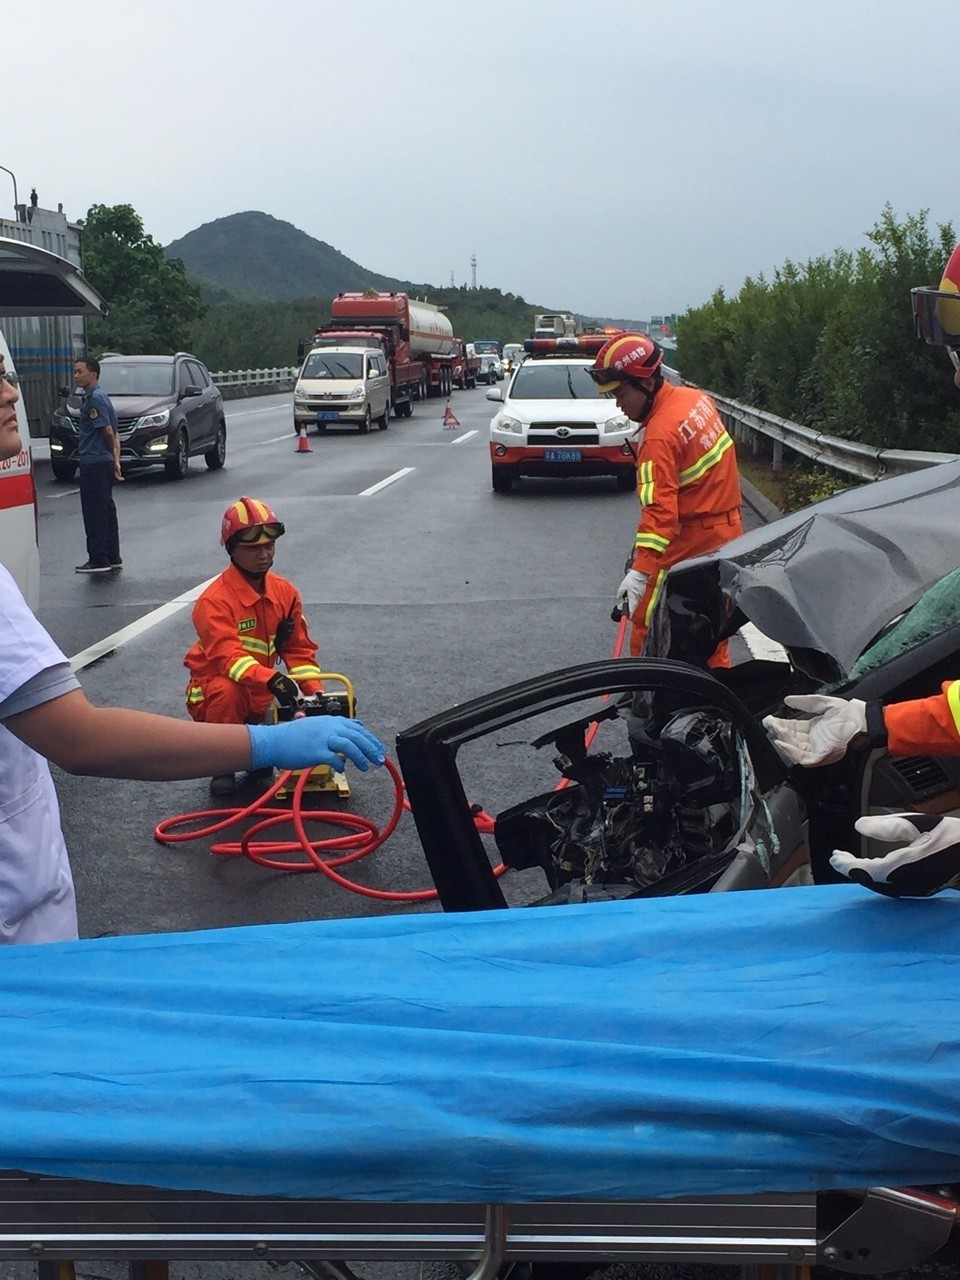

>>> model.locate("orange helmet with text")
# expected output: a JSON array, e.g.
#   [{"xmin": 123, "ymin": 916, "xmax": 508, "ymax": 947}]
[
  {"xmin": 220, "ymin": 496, "xmax": 285, "ymax": 551},
  {"xmin": 588, "ymin": 333, "xmax": 664, "ymax": 393}
]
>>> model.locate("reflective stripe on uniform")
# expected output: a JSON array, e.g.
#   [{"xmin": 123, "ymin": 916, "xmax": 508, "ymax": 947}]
[
  {"xmin": 948, "ymin": 681, "xmax": 960, "ymax": 738},
  {"xmin": 679, "ymin": 432, "xmax": 733, "ymax": 486},
  {"xmin": 186, "ymin": 685, "xmax": 205, "ymax": 705},
  {"xmin": 642, "ymin": 570, "xmax": 666, "ymax": 627},
  {"xmin": 288, "ymin": 663, "xmax": 324, "ymax": 681},
  {"xmin": 635, "ymin": 531, "xmax": 670, "ymax": 554},
  {"xmin": 228, "ymin": 655, "xmax": 259, "ymax": 682},
  {"xmin": 637, "ymin": 460, "xmax": 654, "ymax": 507}
]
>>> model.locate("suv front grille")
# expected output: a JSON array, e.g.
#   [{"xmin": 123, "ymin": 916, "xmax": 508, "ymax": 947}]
[{"xmin": 528, "ymin": 424, "xmax": 600, "ymax": 446}]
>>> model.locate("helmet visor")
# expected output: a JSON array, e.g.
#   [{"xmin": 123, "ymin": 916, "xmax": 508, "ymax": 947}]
[
  {"xmin": 587, "ymin": 367, "xmax": 625, "ymax": 393},
  {"xmin": 911, "ymin": 287, "xmax": 960, "ymax": 348},
  {"xmin": 233, "ymin": 521, "xmax": 285, "ymax": 545}
]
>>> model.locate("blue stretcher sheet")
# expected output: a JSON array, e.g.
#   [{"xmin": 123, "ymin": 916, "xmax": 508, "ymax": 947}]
[{"xmin": 0, "ymin": 883, "xmax": 958, "ymax": 1202}]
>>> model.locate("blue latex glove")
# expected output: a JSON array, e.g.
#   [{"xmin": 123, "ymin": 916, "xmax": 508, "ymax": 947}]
[{"xmin": 247, "ymin": 716, "xmax": 386, "ymax": 773}]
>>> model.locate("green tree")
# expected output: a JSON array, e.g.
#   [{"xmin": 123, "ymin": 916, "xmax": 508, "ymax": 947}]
[
  {"xmin": 81, "ymin": 204, "xmax": 206, "ymax": 354},
  {"xmin": 674, "ymin": 206, "xmax": 960, "ymax": 453}
]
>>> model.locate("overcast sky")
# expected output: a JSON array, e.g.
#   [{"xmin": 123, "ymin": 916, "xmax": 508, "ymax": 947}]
[{"xmin": 5, "ymin": 0, "xmax": 958, "ymax": 319}]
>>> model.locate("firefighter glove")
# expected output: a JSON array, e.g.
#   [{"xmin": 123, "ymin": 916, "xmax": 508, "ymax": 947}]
[
  {"xmin": 831, "ymin": 813, "xmax": 960, "ymax": 897},
  {"xmin": 617, "ymin": 569, "xmax": 648, "ymax": 618},
  {"xmin": 762, "ymin": 694, "xmax": 867, "ymax": 767},
  {"xmin": 268, "ymin": 672, "xmax": 301, "ymax": 708},
  {"xmin": 248, "ymin": 717, "xmax": 386, "ymax": 773}
]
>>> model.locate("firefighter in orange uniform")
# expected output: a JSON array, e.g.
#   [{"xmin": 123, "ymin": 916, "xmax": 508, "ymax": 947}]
[
  {"xmin": 185, "ymin": 497, "xmax": 325, "ymax": 796},
  {"xmin": 589, "ymin": 334, "xmax": 743, "ymax": 662}
]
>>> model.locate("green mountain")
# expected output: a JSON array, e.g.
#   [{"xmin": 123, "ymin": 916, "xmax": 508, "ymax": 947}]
[
  {"xmin": 165, "ymin": 211, "xmax": 429, "ymax": 303},
  {"xmin": 166, "ymin": 210, "xmax": 650, "ymax": 368}
]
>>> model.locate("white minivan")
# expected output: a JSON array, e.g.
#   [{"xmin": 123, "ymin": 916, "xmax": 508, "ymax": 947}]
[
  {"xmin": 293, "ymin": 344, "xmax": 392, "ymax": 435},
  {"xmin": 0, "ymin": 237, "xmax": 106, "ymax": 608}
]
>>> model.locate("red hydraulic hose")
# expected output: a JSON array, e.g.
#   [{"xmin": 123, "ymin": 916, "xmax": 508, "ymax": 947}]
[{"xmin": 155, "ymin": 615, "xmax": 630, "ymax": 897}]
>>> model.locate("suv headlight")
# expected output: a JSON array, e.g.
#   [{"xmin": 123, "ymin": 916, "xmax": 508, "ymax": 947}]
[
  {"xmin": 602, "ymin": 413, "xmax": 631, "ymax": 434},
  {"xmin": 494, "ymin": 415, "xmax": 523, "ymax": 434},
  {"xmin": 349, "ymin": 384, "xmax": 365, "ymax": 400},
  {"xmin": 133, "ymin": 409, "xmax": 171, "ymax": 430},
  {"xmin": 294, "ymin": 386, "xmax": 309, "ymax": 402}
]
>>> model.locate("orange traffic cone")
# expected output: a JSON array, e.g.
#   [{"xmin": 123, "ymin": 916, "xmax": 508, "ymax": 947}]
[
  {"xmin": 443, "ymin": 403, "xmax": 461, "ymax": 429},
  {"xmin": 296, "ymin": 424, "xmax": 312, "ymax": 453}
]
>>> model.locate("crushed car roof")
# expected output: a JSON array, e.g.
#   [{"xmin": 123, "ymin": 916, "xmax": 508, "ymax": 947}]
[{"xmin": 660, "ymin": 460, "xmax": 960, "ymax": 682}]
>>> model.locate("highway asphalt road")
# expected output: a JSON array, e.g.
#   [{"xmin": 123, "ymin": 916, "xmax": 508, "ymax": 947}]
[{"xmin": 34, "ymin": 386, "xmax": 767, "ymax": 941}]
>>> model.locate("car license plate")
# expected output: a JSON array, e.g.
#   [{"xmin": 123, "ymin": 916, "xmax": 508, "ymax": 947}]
[
  {"xmin": 317, "ymin": 411, "xmax": 340, "ymax": 421},
  {"xmin": 545, "ymin": 448, "xmax": 582, "ymax": 463}
]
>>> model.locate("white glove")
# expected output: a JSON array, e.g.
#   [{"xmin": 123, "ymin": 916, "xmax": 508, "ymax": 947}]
[
  {"xmin": 617, "ymin": 569, "xmax": 649, "ymax": 617},
  {"xmin": 762, "ymin": 694, "xmax": 867, "ymax": 767},
  {"xmin": 831, "ymin": 814, "xmax": 960, "ymax": 897}
]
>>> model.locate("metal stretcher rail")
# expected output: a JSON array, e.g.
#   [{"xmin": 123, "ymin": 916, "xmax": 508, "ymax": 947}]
[{"xmin": 0, "ymin": 1175, "xmax": 954, "ymax": 1278}]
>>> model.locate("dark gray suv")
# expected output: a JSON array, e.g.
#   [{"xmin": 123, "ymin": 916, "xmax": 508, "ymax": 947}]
[{"xmin": 49, "ymin": 352, "xmax": 227, "ymax": 482}]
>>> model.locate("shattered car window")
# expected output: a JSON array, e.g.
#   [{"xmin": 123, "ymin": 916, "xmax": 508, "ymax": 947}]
[{"xmin": 842, "ymin": 565, "xmax": 960, "ymax": 684}]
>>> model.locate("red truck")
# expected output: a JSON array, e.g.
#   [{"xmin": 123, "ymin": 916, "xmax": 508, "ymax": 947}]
[
  {"xmin": 301, "ymin": 292, "xmax": 458, "ymax": 419},
  {"xmin": 452, "ymin": 338, "xmax": 480, "ymax": 389}
]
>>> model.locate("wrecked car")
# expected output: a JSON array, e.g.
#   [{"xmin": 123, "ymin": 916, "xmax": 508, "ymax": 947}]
[{"xmin": 397, "ymin": 459, "xmax": 960, "ymax": 909}]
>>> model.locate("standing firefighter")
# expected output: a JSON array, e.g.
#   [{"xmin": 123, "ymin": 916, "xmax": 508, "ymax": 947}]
[
  {"xmin": 589, "ymin": 334, "xmax": 743, "ymax": 664},
  {"xmin": 184, "ymin": 497, "xmax": 326, "ymax": 796}
]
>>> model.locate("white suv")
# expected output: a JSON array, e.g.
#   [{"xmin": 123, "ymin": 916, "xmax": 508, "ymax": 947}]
[{"xmin": 486, "ymin": 343, "xmax": 635, "ymax": 493}]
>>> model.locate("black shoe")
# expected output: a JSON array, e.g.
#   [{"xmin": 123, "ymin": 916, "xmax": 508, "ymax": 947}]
[
  {"xmin": 110, "ymin": 558, "xmax": 123, "ymax": 569},
  {"xmin": 246, "ymin": 766, "xmax": 275, "ymax": 783},
  {"xmin": 75, "ymin": 561, "xmax": 111, "ymax": 574},
  {"xmin": 210, "ymin": 773, "xmax": 237, "ymax": 798}
]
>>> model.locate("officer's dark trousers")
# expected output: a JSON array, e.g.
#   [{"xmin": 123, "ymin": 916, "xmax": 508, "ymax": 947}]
[{"xmin": 78, "ymin": 461, "xmax": 120, "ymax": 567}]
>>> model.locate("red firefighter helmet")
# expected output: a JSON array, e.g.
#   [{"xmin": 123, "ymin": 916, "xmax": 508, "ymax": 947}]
[
  {"xmin": 220, "ymin": 496, "xmax": 285, "ymax": 550},
  {"xmin": 588, "ymin": 333, "xmax": 664, "ymax": 393}
]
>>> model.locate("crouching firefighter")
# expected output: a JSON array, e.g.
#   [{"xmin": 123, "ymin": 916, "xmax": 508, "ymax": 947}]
[
  {"xmin": 589, "ymin": 334, "xmax": 743, "ymax": 665},
  {"xmin": 184, "ymin": 497, "xmax": 326, "ymax": 796}
]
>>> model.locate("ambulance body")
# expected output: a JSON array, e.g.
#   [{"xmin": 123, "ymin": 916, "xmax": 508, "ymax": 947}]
[{"xmin": 0, "ymin": 237, "xmax": 106, "ymax": 608}]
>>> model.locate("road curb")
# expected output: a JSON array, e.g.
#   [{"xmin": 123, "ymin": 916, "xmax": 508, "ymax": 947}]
[{"xmin": 740, "ymin": 474, "xmax": 782, "ymax": 524}]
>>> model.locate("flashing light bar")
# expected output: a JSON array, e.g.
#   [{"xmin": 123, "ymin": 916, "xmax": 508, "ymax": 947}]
[{"xmin": 523, "ymin": 334, "xmax": 617, "ymax": 354}]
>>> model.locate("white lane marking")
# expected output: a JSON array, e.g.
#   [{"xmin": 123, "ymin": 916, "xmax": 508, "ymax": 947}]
[
  {"xmin": 449, "ymin": 430, "xmax": 478, "ymax": 445},
  {"xmin": 69, "ymin": 575, "xmax": 218, "ymax": 673},
  {"xmin": 741, "ymin": 622, "xmax": 789, "ymax": 662},
  {"xmin": 49, "ymin": 487, "xmax": 80, "ymax": 499},
  {"xmin": 359, "ymin": 467, "xmax": 415, "ymax": 496},
  {"xmin": 225, "ymin": 405, "xmax": 286, "ymax": 416}
]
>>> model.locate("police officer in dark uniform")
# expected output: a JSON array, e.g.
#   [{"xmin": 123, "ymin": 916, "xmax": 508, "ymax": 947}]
[{"xmin": 74, "ymin": 356, "xmax": 122, "ymax": 573}]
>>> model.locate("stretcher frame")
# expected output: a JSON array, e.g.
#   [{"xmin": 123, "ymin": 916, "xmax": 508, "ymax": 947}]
[{"xmin": 0, "ymin": 1174, "xmax": 954, "ymax": 1280}]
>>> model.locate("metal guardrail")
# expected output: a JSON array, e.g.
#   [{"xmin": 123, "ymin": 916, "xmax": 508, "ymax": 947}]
[
  {"xmin": 211, "ymin": 367, "xmax": 297, "ymax": 388},
  {"xmin": 663, "ymin": 365, "xmax": 960, "ymax": 481}
]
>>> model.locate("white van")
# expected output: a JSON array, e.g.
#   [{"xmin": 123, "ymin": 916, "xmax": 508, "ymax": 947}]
[
  {"xmin": 0, "ymin": 237, "xmax": 106, "ymax": 608},
  {"xmin": 293, "ymin": 344, "xmax": 392, "ymax": 435}
]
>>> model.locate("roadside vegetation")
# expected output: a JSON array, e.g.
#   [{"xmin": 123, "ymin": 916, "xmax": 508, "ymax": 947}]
[{"xmin": 675, "ymin": 207, "xmax": 960, "ymax": 454}]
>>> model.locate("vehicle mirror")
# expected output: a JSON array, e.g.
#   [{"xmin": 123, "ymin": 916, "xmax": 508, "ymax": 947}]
[
  {"xmin": 182, "ymin": 385, "xmax": 202, "ymax": 398},
  {"xmin": 486, "ymin": 388, "xmax": 503, "ymax": 402}
]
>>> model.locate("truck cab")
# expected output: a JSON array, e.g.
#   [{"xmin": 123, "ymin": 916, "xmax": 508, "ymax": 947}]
[
  {"xmin": 294, "ymin": 344, "xmax": 392, "ymax": 434},
  {"xmin": 0, "ymin": 237, "xmax": 106, "ymax": 608}
]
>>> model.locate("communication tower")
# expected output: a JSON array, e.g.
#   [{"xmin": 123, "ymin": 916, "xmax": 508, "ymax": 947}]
[{"xmin": 471, "ymin": 253, "xmax": 477, "ymax": 290}]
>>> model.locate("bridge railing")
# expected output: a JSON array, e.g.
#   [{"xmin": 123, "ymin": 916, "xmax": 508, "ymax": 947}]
[{"xmin": 663, "ymin": 365, "xmax": 960, "ymax": 480}]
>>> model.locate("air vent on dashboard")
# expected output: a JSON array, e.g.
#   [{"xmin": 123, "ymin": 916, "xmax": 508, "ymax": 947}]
[{"xmin": 887, "ymin": 755, "xmax": 952, "ymax": 800}]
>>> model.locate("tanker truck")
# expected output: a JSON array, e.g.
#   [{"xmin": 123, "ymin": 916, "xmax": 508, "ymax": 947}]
[{"xmin": 299, "ymin": 292, "xmax": 457, "ymax": 424}]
